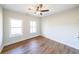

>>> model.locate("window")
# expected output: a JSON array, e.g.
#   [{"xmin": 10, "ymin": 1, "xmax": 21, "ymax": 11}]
[
  {"xmin": 30, "ymin": 21, "xmax": 37, "ymax": 33},
  {"xmin": 9, "ymin": 18, "xmax": 22, "ymax": 37}
]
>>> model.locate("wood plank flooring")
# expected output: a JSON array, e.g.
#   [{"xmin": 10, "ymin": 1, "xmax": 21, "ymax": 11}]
[{"xmin": 1, "ymin": 36, "xmax": 79, "ymax": 54}]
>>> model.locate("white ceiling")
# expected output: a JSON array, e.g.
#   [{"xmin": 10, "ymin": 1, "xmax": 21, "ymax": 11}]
[{"xmin": 1, "ymin": 4, "xmax": 79, "ymax": 17}]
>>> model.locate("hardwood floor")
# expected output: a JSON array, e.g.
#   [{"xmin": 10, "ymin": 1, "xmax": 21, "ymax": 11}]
[{"xmin": 1, "ymin": 36, "xmax": 79, "ymax": 54}]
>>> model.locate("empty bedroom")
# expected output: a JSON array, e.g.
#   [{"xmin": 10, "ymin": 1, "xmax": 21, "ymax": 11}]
[{"xmin": 0, "ymin": 4, "xmax": 79, "ymax": 54}]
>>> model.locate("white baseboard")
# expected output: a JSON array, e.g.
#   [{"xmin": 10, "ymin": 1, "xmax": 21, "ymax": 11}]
[
  {"xmin": 3, "ymin": 34, "xmax": 79, "ymax": 51},
  {"xmin": 3, "ymin": 35, "xmax": 40, "ymax": 47},
  {"xmin": 42, "ymin": 35, "xmax": 79, "ymax": 50},
  {"xmin": 0, "ymin": 46, "xmax": 3, "ymax": 53}
]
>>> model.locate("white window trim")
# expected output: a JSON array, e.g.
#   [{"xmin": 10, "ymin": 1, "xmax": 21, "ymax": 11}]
[
  {"xmin": 9, "ymin": 18, "xmax": 23, "ymax": 38},
  {"xmin": 30, "ymin": 21, "xmax": 37, "ymax": 33}
]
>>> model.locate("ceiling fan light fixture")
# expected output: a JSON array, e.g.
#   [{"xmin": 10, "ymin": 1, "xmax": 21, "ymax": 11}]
[{"xmin": 28, "ymin": 4, "xmax": 49, "ymax": 16}]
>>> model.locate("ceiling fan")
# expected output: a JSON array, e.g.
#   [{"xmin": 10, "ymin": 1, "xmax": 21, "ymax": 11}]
[{"xmin": 28, "ymin": 4, "xmax": 49, "ymax": 15}]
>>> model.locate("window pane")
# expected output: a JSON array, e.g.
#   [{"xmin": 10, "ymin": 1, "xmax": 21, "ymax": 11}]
[
  {"xmin": 9, "ymin": 18, "xmax": 23, "ymax": 37},
  {"xmin": 30, "ymin": 21, "xmax": 37, "ymax": 33},
  {"xmin": 10, "ymin": 28, "xmax": 22, "ymax": 35},
  {"xmin": 10, "ymin": 19, "xmax": 22, "ymax": 27},
  {"xmin": 32, "ymin": 21, "xmax": 36, "ymax": 27},
  {"xmin": 32, "ymin": 28, "xmax": 36, "ymax": 33}
]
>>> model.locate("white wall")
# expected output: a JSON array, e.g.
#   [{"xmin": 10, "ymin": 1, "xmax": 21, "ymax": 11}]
[
  {"xmin": 3, "ymin": 9, "xmax": 41, "ymax": 46},
  {"xmin": 0, "ymin": 6, "xmax": 3, "ymax": 52},
  {"xmin": 3, "ymin": 6, "xmax": 79, "ymax": 50},
  {"xmin": 41, "ymin": 7, "xmax": 79, "ymax": 49}
]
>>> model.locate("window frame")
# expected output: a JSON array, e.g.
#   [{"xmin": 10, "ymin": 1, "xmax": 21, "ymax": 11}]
[
  {"xmin": 9, "ymin": 18, "xmax": 23, "ymax": 38},
  {"xmin": 30, "ymin": 21, "xmax": 37, "ymax": 33}
]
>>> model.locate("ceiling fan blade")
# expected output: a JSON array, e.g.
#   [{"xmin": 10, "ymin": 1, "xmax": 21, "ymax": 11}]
[
  {"xmin": 39, "ymin": 4, "xmax": 43, "ymax": 8},
  {"xmin": 40, "ymin": 10, "xmax": 49, "ymax": 12}
]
